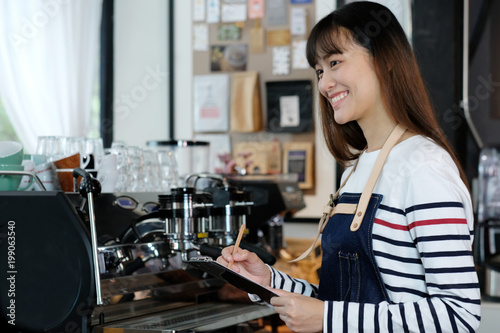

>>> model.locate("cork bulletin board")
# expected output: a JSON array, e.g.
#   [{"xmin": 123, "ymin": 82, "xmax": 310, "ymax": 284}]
[
  {"xmin": 192, "ymin": 0, "xmax": 318, "ymax": 192},
  {"xmin": 192, "ymin": 1, "xmax": 317, "ymax": 88}
]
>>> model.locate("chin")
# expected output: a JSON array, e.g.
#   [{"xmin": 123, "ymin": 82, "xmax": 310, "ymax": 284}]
[{"xmin": 333, "ymin": 115, "xmax": 349, "ymax": 125}]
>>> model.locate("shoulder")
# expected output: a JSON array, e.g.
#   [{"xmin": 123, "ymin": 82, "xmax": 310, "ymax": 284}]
[
  {"xmin": 387, "ymin": 136, "xmax": 472, "ymax": 216},
  {"xmin": 380, "ymin": 135, "xmax": 470, "ymax": 206},
  {"xmin": 387, "ymin": 135, "xmax": 459, "ymax": 178}
]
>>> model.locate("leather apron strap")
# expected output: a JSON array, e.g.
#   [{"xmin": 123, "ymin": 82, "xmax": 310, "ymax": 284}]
[
  {"xmin": 350, "ymin": 124, "xmax": 407, "ymax": 231},
  {"xmin": 288, "ymin": 124, "xmax": 407, "ymax": 262}
]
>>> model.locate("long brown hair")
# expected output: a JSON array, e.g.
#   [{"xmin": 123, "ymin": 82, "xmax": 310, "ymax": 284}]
[{"xmin": 306, "ymin": 1, "xmax": 468, "ymax": 186}]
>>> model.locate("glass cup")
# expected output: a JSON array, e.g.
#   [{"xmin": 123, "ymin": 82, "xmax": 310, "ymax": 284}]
[
  {"xmin": 110, "ymin": 142, "xmax": 130, "ymax": 192},
  {"xmin": 157, "ymin": 149, "xmax": 179, "ymax": 191},
  {"xmin": 36, "ymin": 136, "xmax": 65, "ymax": 162},
  {"xmin": 127, "ymin": 146, "xmax": 144, "ymax": 192},
  {"xmin": 85, "ymin": 138, "xmax": 104, "ymax": 169}
]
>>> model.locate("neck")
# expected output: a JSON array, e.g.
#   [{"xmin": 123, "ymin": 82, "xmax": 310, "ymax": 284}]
[{"xmin": 359, "ymin": 117, "xmax": 398, "ymax": 153}]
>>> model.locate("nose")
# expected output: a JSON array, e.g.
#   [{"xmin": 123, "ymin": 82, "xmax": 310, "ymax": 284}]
[{"xmin": 318, "ymin": 73, "xmax": 336, "ymax": 97}]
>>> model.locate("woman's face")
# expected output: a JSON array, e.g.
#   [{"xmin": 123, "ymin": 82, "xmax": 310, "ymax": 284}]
[{"xmin": 315, "ymin": 38, "xmax": 385, "ymax": 127}]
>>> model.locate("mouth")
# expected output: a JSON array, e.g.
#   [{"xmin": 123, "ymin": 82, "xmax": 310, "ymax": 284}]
[{"xmin": 330, "ymin": 91, "xmax": 349, "ymax": 106}]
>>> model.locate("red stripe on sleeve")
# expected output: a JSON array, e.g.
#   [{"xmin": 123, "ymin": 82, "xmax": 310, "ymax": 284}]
[
  {"xmin": 374, "ymin": 218, "xmax": 409, "ymax": 231},
  {"xmin": 374, "ymin": 218, "xmax": 467, "ymax": 231},
  {"xmin": 408, "ymin": 218, "xmax": 467, "ymax": 230}
]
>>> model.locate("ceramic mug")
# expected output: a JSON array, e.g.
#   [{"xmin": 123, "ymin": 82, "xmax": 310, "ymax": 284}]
[
  {"xmin": 18, "ymin": 159, "xmax": 36, "ymax": 191},
  {"xmin": 57, "ymin": 168, "xmax": 97, "ymax": 192},
  {"xmin": 56, "ymin": 169, "xmax": 75, "ymax": 192},
  {"xmin": 53, "ymin": 153, "xmax": 80, "ymax": 169},
  {"xmin": 0, "ymin": 164, "xmax": 24, "ymax": 191},
  {"xmin": 34, "ymin": 162, "xmax": 61, "ymax": 191},
  {"xmin": 24, "ymin": 153, "xmax": 48, "ymax": 166},
  {"xmin": 0, "ymin": 141, "xmax": 23, "ymax": 166}
]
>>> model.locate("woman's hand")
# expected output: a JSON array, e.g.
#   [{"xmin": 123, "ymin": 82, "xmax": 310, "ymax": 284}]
[
  {"xmin": 270, "ymin": 289, "xmax": 324, "ymax": 333},
  {"xmin": 216, "ymin": 246, "xmax": 271, "ymax": 287}
]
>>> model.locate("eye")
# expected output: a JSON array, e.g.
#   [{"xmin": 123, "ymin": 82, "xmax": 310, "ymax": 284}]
[
  {"xmin": 330, "ymin": 60, "xmax": 340, "ymax": 68},
  {"xmin": 315, "ymin": 68, "xmax": 324, "ymax": 79}
]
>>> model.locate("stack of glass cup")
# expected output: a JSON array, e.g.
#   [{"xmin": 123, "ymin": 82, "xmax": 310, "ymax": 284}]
[
  {"xmin": 109, "ymin": 141, "xmax": 180, "ymax": 193},
  {"xmin": 34, "ymin": 136, "xmax": 180, "ymax": 193},
  {"xmin": 34, "ymin": 136, "xmax": 105, "ymax": 191},
  {"xmin": 36, "ymin": 136, "xmax": 105, "ymax": 168}
]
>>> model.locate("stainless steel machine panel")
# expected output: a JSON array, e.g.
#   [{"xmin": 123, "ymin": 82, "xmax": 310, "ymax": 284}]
[{"xmin": 95, "ymin": 302, "xmax": 275, "ymax": 333}]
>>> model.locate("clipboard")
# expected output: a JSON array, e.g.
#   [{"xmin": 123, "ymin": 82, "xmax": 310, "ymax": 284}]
[{"xmin": 187, "ymin": 257, "xmax": 279, "ymax": 303}]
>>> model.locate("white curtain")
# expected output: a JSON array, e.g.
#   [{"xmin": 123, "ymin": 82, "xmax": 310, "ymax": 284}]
[{"xmin": 0, "ymin": 0, "xmax": 102, "ymax": 154}]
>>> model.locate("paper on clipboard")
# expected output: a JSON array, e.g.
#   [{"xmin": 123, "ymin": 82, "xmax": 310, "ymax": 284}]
[{"xmin": 187, "ymin": 257, "xmax": 279, "ymax": 304}]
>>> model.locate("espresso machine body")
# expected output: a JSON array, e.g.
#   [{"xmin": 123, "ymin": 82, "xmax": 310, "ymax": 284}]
[
  {"xmin": 0, "ymin": 167, "xmax": 306, "ymax": 331},
  {"xmin": 0, "ymin": 190, "xmax": 275, "ymax": 332}
]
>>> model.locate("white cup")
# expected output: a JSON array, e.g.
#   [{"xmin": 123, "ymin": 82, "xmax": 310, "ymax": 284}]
[
  {"xmin": 34, "ymin": 162, "xmax": 61, "ymax": 191},
  {"xmin": 19, "ymin": 159, "xmax": 35, "ymax": 191}
]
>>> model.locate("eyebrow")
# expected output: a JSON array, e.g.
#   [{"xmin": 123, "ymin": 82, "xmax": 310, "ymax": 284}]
[{"xmin": 320, "ymin": 51, "xmax": 344, "ymax": 61}]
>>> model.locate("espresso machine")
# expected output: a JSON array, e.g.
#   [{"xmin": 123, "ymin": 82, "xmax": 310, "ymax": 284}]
[
  {"xmin": 0, "ymin": 169, "xmax": 304, "ymax": 332},
  {"xmin": 187, "ymin": 173, "xmax": 306, "ymax": 256}
]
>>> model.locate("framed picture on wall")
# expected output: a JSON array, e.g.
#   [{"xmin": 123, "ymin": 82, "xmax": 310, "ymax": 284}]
[
  {"xmin": 266, "ymin": 80, "xmax": 314, "ymax": 133},
  {"xmin": 283, "ymin": 142, "xmax": 314, "ymax": 189}
]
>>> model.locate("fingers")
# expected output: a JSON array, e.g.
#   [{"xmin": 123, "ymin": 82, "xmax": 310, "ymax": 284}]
[
  {"xmin": 270, "ymin": 288, "xmax": 292, "ymax": 297},
  {"xmin": 220, "ymin": 245, "xmax": 235, "ymax": 258},
  {"xmin": 272, "ymin": 295, "xmax": 325, "ymax": 333},
  {"xmin": 217, "ymin": 246, "xmax": 248, "ymax": 269},
  {"xmin": 219, "ymin": 246, "xmax": 251, "ymax": 263},
  {"xmin": 215, "ymin": 255, "xmax": 229, "ymax": 266},
  {"xmin": 216, "ymin": 246, "xmax": 234, "ymax": 266}
]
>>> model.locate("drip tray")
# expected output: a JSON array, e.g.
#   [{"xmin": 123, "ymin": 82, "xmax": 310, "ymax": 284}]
[{"xmin": 96, "ymin": 302, "xmax": 275, "ymax": 332}]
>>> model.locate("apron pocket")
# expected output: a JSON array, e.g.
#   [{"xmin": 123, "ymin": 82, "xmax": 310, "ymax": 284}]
[{"xmin": 338, "ymin": 251, "xmax": 360, "ymax": 302}]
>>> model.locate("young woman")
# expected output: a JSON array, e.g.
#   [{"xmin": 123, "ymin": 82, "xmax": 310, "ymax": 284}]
[{"xmin": 218, "ymin": 2, "xmax": 481, "ymax": 332}]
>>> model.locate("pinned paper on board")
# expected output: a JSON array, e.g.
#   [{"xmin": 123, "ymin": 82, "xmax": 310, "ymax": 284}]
[
  {"xmin": 292, "ymin": 40, "xmax": 308, "ymax": 69},
  {"xmin": 248, "ymin": 0, "xmax": 265, "ymax": 19},
  {"xmin": 207, "ymin": 0, "xmax": 221, "ymax": 23},
  {"xmin": 272, "ymin": 46, "xmax": 290, "ymax": 76},
  {"xmin": 290, "ymin": 7, "xmax": 307, "ymax": 35},
  {"xmin": 193, "ymin": 0, "xmax": 206, "ymax": 22},
  {"xmin": 266, "ymin": 0, "xmax": 288, "ymax": 26},
  {"xmin": 221, "ymin": 4, "xmax": 247, "ymax": 22},
  {"xmin": 193, "ymin": 24, "xmax": 209, "ymax": 51},
  {"xmin": 193, "ymin": 74, "xmax": 230, "ymax": 132}
]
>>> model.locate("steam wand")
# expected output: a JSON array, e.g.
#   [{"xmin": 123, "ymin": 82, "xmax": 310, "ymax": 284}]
[{"xmin": 73, "ymin": 167, "xmax": 103, "ymax": 305}]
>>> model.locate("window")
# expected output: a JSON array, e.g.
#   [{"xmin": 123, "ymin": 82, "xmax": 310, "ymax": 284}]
[
  {"xmin": 88, "ymin": 67, "xmax": 101, "ymax": 140},
  {"xmin": 0, "ymin": 98, "xmax": 19, "ymax": 142}
]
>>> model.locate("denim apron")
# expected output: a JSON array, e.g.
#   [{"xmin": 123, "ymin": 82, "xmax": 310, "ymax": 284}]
[
  {"xmin": 318, "ymin": 192, "xmax": 388, "ymax": 302},
  {"xmin": 314, "ymin": 125, "xmax": 406, "ymax": 303}
]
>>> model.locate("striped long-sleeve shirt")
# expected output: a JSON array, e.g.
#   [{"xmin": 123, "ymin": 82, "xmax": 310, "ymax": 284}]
[{"xmin": 268, "ymin": 135, "xmax": 481, "ymax": 332}]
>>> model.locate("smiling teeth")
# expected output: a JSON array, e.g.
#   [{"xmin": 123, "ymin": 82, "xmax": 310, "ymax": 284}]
[{"xmin": 331, "ymin": 91, "xmax": 348, "ymax": 103}]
